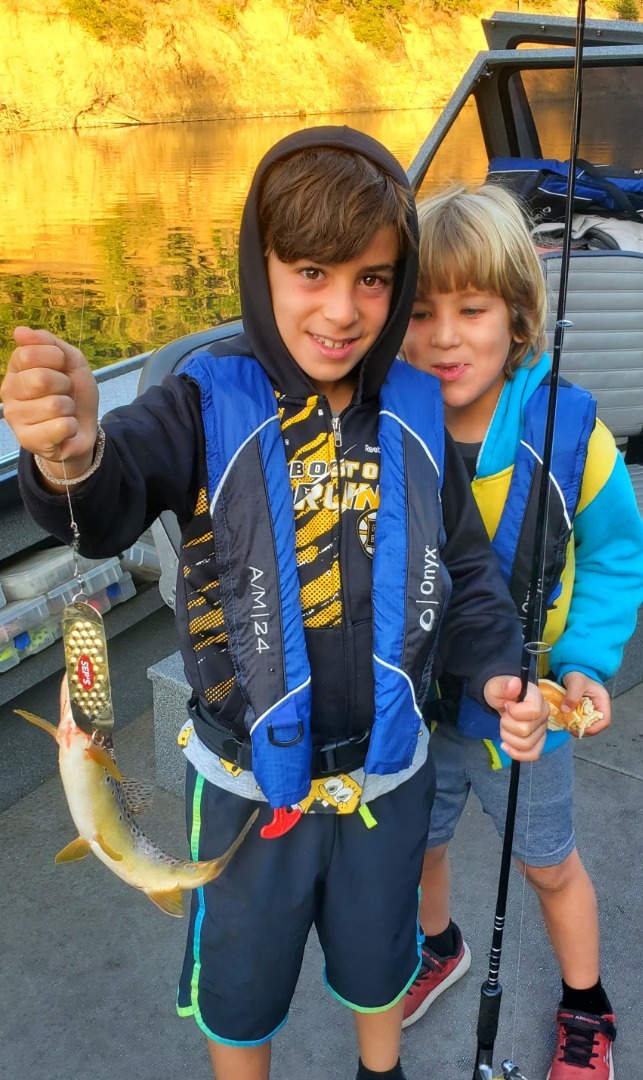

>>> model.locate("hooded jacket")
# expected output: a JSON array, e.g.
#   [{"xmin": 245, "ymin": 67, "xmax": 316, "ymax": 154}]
[
  {"xmin": 19, "ymin": 126, "xmax": 524, "ymax": 801},
  {"xmin": 445, "ymin": 353, "xmax": 643, "ymax": 764}
]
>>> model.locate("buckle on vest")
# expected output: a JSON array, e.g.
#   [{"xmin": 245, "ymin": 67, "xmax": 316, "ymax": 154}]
[
  {"xmin": 267, "ymin": 720, "xmax": 304, "ymax": 748},
  {"xmin": 314, "ymin": 729, "xmax": 371, "ymax": 776}
]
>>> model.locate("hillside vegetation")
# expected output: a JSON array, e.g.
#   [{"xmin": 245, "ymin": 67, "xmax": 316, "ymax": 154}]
[{"xmin": 0, "ymin": 0, "xmax": 621, "ymax": 131}]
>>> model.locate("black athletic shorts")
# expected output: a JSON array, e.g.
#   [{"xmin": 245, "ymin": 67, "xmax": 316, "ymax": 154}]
[{"xmin": 177, "ymin": 754, "xmax": 435, "ymax": 1045}]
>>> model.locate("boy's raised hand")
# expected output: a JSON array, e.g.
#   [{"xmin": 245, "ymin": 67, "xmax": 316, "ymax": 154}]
[
  {"xmin": 484, "ymin": 675, "xmax": 549, "ymax": 762},
  {"xmin": 1, "ymin": 327, "xmax": 99, "ymax": 480}
]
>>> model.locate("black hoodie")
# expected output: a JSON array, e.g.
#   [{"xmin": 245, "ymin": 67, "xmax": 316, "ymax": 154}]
[{"xmin": 19, "ymin": 126, "xmax": 523, "ymax": 748}]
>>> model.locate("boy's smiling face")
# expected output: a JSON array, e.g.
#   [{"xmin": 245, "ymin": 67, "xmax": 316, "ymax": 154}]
[
  {"xmin": 267, "ymin": 225, "xmax": 399, "ymax": 411},
  {"xmin": 404, "ymin": 287, "xmax": 522, "ymax": 439}
]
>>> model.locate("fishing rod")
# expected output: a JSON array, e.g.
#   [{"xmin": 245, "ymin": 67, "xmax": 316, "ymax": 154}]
[{"xmin": 472, "ymin": 3, "xmax": 587, "ymax": 1078}]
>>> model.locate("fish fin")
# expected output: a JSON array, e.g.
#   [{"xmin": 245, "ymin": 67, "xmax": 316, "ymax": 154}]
[
  {"xmin": 120, "ymin": 779, "xmax": 155, "ymax": 815},
  {"xmin": 85, "ymin": 742, "xmax": 124, "ymax": 782},
  {"xmin": 55, "ymin": 837, "xmax": 91, "ymax": 863},
  {"xmin": 14, "ymin": 709, "xmax": 59, "ymax": 741},
  {"xmin": 197, "ymin": 808, "xmax": 260, "ymax": 883},
  {"xmin": 93, "ymin": 833, "xmax": 123, "ymax": 862},
  {"xmin": 146, "ymin": 888, "xmax": 184, "ymax": 918}
]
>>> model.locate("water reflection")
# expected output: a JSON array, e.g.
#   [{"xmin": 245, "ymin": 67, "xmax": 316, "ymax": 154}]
[{"xmin": 1, "ymin": 111, "xmax": 456, "ymax": 372}]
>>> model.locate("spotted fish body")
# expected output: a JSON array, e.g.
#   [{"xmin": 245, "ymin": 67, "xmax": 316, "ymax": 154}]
[{"xmin": 17, "ymin": 677, "xmax": 257, "ymax": 916}]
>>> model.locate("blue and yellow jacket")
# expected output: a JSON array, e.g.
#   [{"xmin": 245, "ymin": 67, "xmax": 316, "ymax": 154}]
[{"xmin": 451, "ymin": 352, "xmax": 643, "ymax": 766}]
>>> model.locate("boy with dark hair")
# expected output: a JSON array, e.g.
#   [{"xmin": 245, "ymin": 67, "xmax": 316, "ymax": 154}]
[
  {"xmin": 402, "ymin": 182, "xmax": 643, "ymax": 1080},
  {"xmin": 2, "ymin": 130, "xmax": 547, "ymax": 1080}
]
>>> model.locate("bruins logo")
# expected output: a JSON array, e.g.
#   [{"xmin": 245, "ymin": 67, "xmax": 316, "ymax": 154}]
[{"xmin": 357, "ymin": 509, "xmax": 376, "ymax": 558}]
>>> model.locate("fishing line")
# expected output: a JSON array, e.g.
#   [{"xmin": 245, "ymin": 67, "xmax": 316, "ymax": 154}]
[
  {"xmin": 472, "ymin": 0, "xmax": 586, "ymax": 1053},
  {"xmin": 509, "ymin": 761, "xmax": 534, "ymax": 1064},
  {"xmin": 513, "ymin": 491, "xmax": 554, "ymax": 1042},
  {"xmin": 59, "ymin": 135, "xmax": 100, "ymax": 598},
  {"xmin": 56, "ymin": 134, "xmax": 115, "ymax": 743}
]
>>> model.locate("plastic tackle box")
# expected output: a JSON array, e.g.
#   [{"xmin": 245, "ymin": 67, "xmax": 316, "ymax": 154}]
[
  {"xmin": 46, "ymin": 558, "xmax": 123, "ymax": 616},
  {"xmin": 13, "ymin": 617, "xmax": 61, "ymax": 661},
  {"xmin": 0, "ymin": 642, "xmax": 19, "ymax": 674},
  {"xmin": 0, "ymin": 595, "xmax": 50, "ymax": 645},
  {"xmin": 0, "ymin": 546, "xmax": 98, "ymax": 602},
  {"xmin": 106, "ymin": 572, "xmax": 137, "ymax": 608}
]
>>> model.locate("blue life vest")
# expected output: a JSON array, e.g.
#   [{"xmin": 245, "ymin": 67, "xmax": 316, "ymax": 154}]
[
  {"xmin": 457, "ymin": 378, "xmax": 597, "ymax": 741},
  {"xmin": 184, "ymin": 353, "xmax": 451, "ymax": 808}
]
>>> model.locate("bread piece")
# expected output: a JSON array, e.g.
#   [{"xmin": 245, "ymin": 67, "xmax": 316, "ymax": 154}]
[{"xmin": 539, "ymin": 678, "xmax": 603, "ymax": 738}]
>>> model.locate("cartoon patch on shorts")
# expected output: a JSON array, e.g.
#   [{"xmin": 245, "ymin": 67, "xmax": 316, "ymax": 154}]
[{"xmin": 297, "ymin": 774, "xmax": 362, "ymax": 814}]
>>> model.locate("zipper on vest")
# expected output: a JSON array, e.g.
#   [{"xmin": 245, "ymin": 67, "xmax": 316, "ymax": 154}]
[{"xmin": 332, "ymin": 415, "xmax": 342, "ymax": 448}]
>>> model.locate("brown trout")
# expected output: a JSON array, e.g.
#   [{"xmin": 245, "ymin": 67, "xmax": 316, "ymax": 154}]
[{"xmin": 16, "ymin": 677, "xmax": 257, "ymax": 916}]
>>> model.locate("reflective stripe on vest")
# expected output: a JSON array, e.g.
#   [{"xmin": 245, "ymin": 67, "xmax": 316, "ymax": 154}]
[
  {"xmin": 458, "ymin": 378, "xmax": 596, "ymax": 740},
  {"xmin": 184, "ymin": 353, "xmax": 449, "ymax": 804}
]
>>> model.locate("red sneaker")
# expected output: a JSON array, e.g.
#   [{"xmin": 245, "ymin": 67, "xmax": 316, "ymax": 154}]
[
  {"xmin": 547, "ymin": 1009, "xmax": 616, "ymax": 1079},
  {"xmin": 402, "ymin": 925, "xmax": 471, "ymax": 1028}
]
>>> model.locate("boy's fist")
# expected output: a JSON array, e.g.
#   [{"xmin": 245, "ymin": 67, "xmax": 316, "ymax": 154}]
[
  {"xmin": 1, "ymin": 327, "xmax": 99, "ymax": 480},
  {"xmin": 484, "ymin": 674, "xmax": 548, "ymax": 762}
]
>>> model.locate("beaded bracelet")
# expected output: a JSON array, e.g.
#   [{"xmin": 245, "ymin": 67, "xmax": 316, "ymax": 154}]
[{"xmin": 34, "ymin": 424, "xmax": 106, "ymax": 488}]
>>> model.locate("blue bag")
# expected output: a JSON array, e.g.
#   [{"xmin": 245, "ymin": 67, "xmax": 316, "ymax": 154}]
[{"xmin": 487, "ymin": 157, "xmax": 643, "ymax": 223}]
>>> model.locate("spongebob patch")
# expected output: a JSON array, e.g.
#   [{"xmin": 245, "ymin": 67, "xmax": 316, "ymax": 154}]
[
  {"xmin": 208, "ymin": 755, "xmax": 363, "ymax": 815},
  {"xmin": 296, "ymin": 774, "xmax": 362, "ymax": 815}
]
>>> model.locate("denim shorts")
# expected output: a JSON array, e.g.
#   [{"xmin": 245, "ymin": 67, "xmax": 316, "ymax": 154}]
[
  {"xmin": 178, "ymin": 754, "xmax": 436, "ymax": 1045},
  {"xmin": 426, "ymin": 722, "xmax": 576, "ymax": 867}
]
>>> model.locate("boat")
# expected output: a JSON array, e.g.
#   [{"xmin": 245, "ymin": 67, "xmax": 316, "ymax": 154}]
[
  {"xmin": 2, "ymin": 11, "xmax": 643, "ymax": 1080},
  {"xmin": 2, "ymin": 7, "xmax": 643, "ymax": 694},
  {"xmin": 3, "ymin": 8, "xmax": 643, "ymax": 704}
]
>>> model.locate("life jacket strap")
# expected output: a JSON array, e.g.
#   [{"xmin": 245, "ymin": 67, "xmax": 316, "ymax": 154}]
[{"xmin": 188, "ymin": 701, "xmax": 371, "ymax": 778}]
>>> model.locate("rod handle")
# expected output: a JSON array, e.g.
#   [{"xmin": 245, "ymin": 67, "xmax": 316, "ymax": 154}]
[{"xmin": 476, "ymin": 980, "xmax": 503, "ymax": 1050}]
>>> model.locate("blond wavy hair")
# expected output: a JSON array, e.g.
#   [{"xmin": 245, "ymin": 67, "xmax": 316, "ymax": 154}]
[{"xmin": 415, "ymin": 183, "xmax": 548, "ymax": 374}]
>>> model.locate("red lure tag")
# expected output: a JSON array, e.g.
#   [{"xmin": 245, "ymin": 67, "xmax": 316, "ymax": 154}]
[
  {"xmin": 260, "ymin": 806, "xmax": 302, "ymax": 839},
  {"xmin": 76, "ymin": 654, "xmax": 95, "ymax": 690}
]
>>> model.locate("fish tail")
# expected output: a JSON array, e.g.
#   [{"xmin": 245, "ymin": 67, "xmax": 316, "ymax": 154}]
[
  {"xmin": 193, "ymin": 807, "xmax": 259, "ymax": 884},
  {"xmin": 14, "ymin": 709, "xmax": 59, "ymax": 741}
]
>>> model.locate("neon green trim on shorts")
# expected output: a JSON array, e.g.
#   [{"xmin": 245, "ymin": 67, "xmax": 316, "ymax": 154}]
[
  {"xmin": 323, "ymin": 957, "xmax": 422, "ymax": 1013},
  {"xmin": 177, "ymin": 996, "xmax": 288, "ymax": 1046},
  {"xmin": 189, "ymin": 773, "xmax": 206, "ymax": 1023},
  {"xmin": 179, "ymin": 774, "xmax": 289, "ymax": 1047}
]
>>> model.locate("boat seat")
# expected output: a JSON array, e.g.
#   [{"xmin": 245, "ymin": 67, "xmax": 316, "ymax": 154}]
[{"xmin": 541, "ymin": 250, "xmax": 643, "ymax": 517}]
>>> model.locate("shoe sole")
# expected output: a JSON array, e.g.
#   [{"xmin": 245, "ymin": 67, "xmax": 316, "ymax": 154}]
[
  {"xmin": 545, "ymin": 1045, "xmax": 614, "ymax": 1080},
  {"xmin": 402, "ymin": 942, "xmax": 472, "ymax": 1029}
]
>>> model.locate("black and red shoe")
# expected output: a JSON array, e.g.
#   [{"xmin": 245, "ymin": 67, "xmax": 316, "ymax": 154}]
[
  {"xmin": 547, "ymin": 1008, "xmax": 616, "ymax": 1079},
  {"xmin": 402, "ymin": 924, "xmax": 471, "ymax": 1029}
]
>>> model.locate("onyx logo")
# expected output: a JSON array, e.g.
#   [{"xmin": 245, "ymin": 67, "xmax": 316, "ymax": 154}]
[{"xmin": 416, "ymin": 545, "xmax": 440, "ymax": 631}]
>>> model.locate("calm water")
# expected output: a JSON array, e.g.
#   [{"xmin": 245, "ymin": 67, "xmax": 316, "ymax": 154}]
[
  {"xmin": 0, "ymin": 90, "xmax": 626, "ymax": 377},
  {"xmin": 0, "ymin": 109, "xmax": 492, "ymax": 375}
]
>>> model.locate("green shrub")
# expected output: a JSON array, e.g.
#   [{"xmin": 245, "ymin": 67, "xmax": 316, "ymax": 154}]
[
  {"xmin": 216, "ymin": 2, "xmax": 239, "ymax": 26},
  {"xmin": 614, "ymin": 0, "xmax": 640, "ymax": 20},
  {"xmin": 65, "ymin": 0, "xmax": 147, "ymax": 44},
  {"xmin": 427, "ymin": 0, "xmax": 475, "ymax": 12},
  {"xmin": 346, "ymin": 0, "xmax": 405, "ymax": 52}
]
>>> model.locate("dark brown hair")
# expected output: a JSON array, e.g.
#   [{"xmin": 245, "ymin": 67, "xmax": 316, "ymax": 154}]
[{"xmin": 258, "ymin": 146, "xmax": 415, "ymax": 264}]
